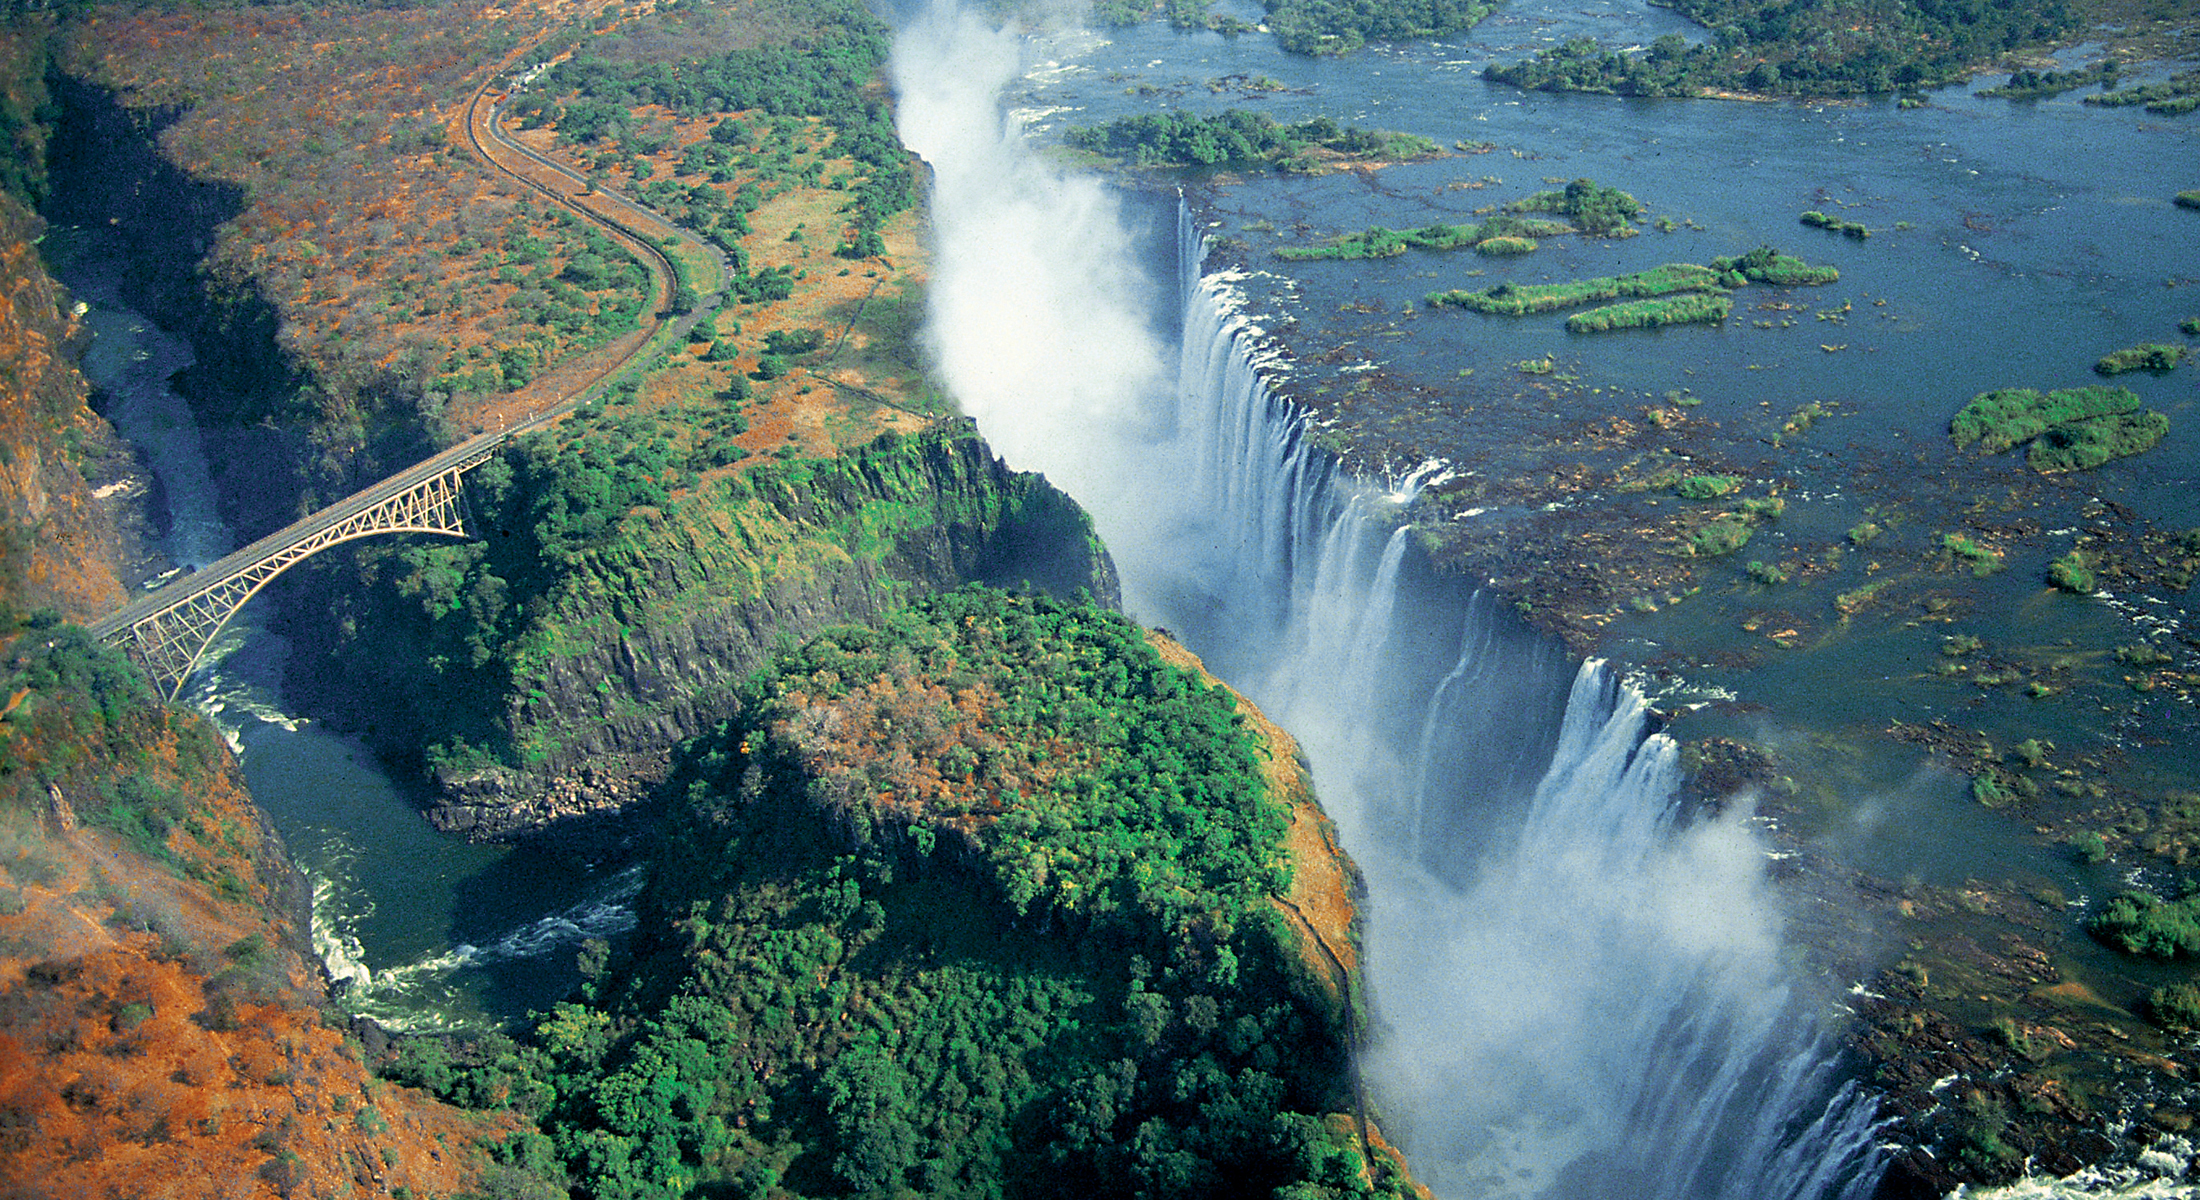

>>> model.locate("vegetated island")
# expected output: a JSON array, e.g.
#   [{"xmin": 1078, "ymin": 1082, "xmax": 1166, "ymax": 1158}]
[
  {"xmin": 1088, "ymin": 0, "xmax": 1501, "ymax": 56},
  {"xmin": 1426, "ymin": 247, "xmax": 1836, "ymax": 333},
  {"xmin": 2095, "ymin": 343, "xmax": 2187, "ymax": 375},
  {"xmin": 1799, "ymin": 209, "xmax": 1871, "ymax": 239},
  {"xmin": 1278, "ymin": 178, "xmax": 1643, "ymax": 261},
  {"xmin": 1950, "ymin": 384, "xmax": 2170, "ymax": 473},
  {"xmin": 1976, "ymin": 61, "xmax": 2122, "ymax": 101},
  {"xmin": 398, "ymin": 587, "xmax": 1420, "ymax": 1199},
  {"xmin": 2177, "ymin": 191, "xmax": 2200, "ymax": 211},
  {"xmin": 2082, "ymin": 69, "xmax": 2200, "ymax": 115},
  {"xmin": 1063, "ymin": 110, "xmax": 1439, "ymax": 172}
]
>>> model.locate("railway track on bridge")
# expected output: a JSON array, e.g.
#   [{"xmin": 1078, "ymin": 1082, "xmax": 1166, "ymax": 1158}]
[{"xmin": 91, "ymin": 42, "xmax": 728, "ymax": 698}]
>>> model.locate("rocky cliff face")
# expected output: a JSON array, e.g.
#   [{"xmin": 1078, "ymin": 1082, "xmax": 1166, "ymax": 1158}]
[
  {"xmin": 370, "ymin": 424, "xmax": 1118, "ymax": 842},
  {"xmin": 0, "ymin": 178, "xmax": 516, "ymax": 1199},
  {"xmin": 41, "ymin": 75, "xmax": 369, "ymax": 543},
  {"xmin": 0, "ymin": 192, "xmax": 137, "ymax": 621}
]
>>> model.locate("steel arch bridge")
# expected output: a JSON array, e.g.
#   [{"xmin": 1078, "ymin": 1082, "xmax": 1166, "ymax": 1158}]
[{"xmin": 88, "ymin": 431, "xmax": 516, "ymax": 702}]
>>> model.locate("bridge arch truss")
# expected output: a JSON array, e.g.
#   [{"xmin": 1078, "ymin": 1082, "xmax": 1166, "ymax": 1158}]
[{"xmin": 92, "ymin": 455, "xmax": 489, "ymax": 702}]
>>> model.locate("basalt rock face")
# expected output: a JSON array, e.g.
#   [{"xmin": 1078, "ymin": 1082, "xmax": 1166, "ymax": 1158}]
[{"xmin": 288, "ymin": 422, "xmax": 1118, "ymax": 844}]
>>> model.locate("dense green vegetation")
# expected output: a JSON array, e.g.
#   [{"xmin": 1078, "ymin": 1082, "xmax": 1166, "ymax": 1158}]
[
  {"xmin": 1800, "ymin": 210, "xmax": 1870, "ymax": 239},
  {"xmin": 1482, "ymin": 34, "xmax": 1720, "ymax": 97},
  {"xmin": 393, "ymin": 588, "xmax": 1408, "ymax": 1199},
  {"xmin": 291, "ymin": 419, "xmax": 1101, "ymax": 777},
  {"xmin": 1712, "ymin": 245, "xmax": 1841, "ymax": 285},
  {"xmin": 2178, "ymin": 192, "xmax": 2200, "ymax": 211},
  {"xmin": 516, "ymin": 0, "xmax": 912, "ymax": 256},
  {"xmin": 2028, "ymin": 411, "xmax": 2170, "ymax": 474},
  {"xmin": 1950, "ymin": 385, "xmax": 2140, "ymax": 453},
  {"xmin": 1508, "ymin": 177, "xmax": 1643, "ymax": 235},
  {"xmin": 1429, "ymin": 263, "xmax": 1724, "ymax": 314},
  {"xmin": 1063, "ymin": 110, "xmax": 1436, "ymax": 171},
  {"xmin": 1949, "ymin": 384, "xmax": 2171, "ymax": 474},
  {"xmin": 1427, "ymin": 247, "xmax": 1833, "ymax": 317},
  {"xmin": 1941, "ymin": 533, "xmax": 2005, "ymax": 577},
  {"xmin": 1275, "ymin": 221, "xmax": 1482, "ymax": 261},
  {"xmin": 2092, "ymin": 890, "xmax": 2200, "ymax": 958},
  {"xmin": 2084, "ymin": 70, "xmax": 2200, "ymax": 115},
  {"xmin": 1567, "ymin": 292, "xmax": 1731, "ymax": 332},
  {"xmin": 2048, "ymin": 551, "xmax": 2095, "ymax": 593},
  {"xmin": 1475, "ymin": 235, "xmax": 1536, "ymax": 256},
  {"xmin": 1485, "ymin": 0, "xmax": 2082, "ymax": 97},
  {"xmin": 1676, "ymin": 474, "xmax": 1743, "ymax": 500},
  {"xmin": 2095, "ymin": 343, "xmax": 2186, "ymax": 375},
  {"xmin": 1259, "ymin": 0, "xmax": 1496, "ymax": 55},
  {"xmin": 1977, "ymin": 61, "xmax": 2119, "ymax": 101}
]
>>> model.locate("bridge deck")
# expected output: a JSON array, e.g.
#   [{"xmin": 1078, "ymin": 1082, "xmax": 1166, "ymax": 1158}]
[{"xmin": 90, "ymin": 403, "xmax": 567, "ymax": 641}]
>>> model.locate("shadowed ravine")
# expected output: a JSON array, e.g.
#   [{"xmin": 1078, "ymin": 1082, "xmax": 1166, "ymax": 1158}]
[{"xmin": 892, "ymin": 4, "xmax": 1887, "ymax": 1196}]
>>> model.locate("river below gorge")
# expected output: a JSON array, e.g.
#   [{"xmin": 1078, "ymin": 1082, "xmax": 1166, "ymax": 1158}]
[
  {"xmin": 40, "ymin": 0, "xmax": 2200, "ymax": 1188},
  {"xmin": 47, "ymin": 223, "xmax": 638, "ymax": 1031}
]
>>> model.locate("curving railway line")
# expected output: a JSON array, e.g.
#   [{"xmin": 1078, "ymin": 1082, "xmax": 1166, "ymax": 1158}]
[{"xmin": 89, "ymin": 48, "xmax": 728, "ymax": 697}]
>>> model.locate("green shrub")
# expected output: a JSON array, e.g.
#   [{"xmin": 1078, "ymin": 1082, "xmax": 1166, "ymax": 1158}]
[
  {"xmin": 2092, "ymin": 891, "xmax": 2200, "ymax": 958},
  {"xmin": 1508, "ymin": 178, "xmax": 1644, "ymax": 235},
  {"xmin": 1942, "ymin": 533, "xmax": 2004, "ymax": 577},
  {"xmin": 1709, "ymin": 245, "xmax": 1839, "ymax": 285},
  {"xmin": 1834, "ymin": 579, "xmax": 1892, "ymax": 613},
  {"xmin": 1429, "ymin": 263, "xmax": 1723, "ymax": 314},
  {"xmin": 1675, "ymin": 475, "xmax": 1742, "ymax": 500},
  {"xmin": 1567, "ymin": 292, "xmax": 1730, "ymax": 332},
  {"xmin": 1475, "ymin": 235, "xmax": 1537, "ymax": 256},
  {"xmin": 2094, "ymin": 343, "xmax": 2186, "ymax": 375},
  {"xmin": 2149, "ymin": 982, "xmax": 2200, "ymax": 1030},
  {"xmin": 1951, "ymin": 385, "xmax": 2133, "ymax": 452},
  {"xmin": 1688, "ymin": 516, "xmax": 1753, "ymax": 557},
  {"xmin": 2028, "ymin": 411, "xmax": 2169, "ymax": 473},
  {"xmin": 2047, "ymin": 551, "xmax": 2094, "ymax": 593},
  {"xmin": 1745, "ymin": 560, "xmax": 1787, "ymax": 585}
]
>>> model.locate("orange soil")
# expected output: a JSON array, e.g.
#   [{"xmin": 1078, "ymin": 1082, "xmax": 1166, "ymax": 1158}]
[{"xmin": 0, "ymin": 739, "xmax": 511, "ymax": 1200}]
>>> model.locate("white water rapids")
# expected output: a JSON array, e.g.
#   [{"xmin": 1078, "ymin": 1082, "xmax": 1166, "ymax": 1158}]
[{"xmin": 891, "ymin": 6, "xmax": 1886, "ymax": 1197}]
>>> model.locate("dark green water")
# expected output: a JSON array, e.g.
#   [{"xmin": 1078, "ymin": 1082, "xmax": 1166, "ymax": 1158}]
[{"xmin": 55, "ymin": 228, "xmax": 633, "ymax": 1030}]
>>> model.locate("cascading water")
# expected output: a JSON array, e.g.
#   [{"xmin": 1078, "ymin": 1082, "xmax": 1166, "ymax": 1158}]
[{"xmin": 892, "ymin": 6, "xmax": 1887, "ymax": 1197}]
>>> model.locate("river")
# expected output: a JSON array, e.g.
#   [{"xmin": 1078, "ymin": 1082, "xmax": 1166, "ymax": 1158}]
[
  {"xmin": 894, "ymin": 1, "xmax": 2200, "ymax": 1197},
  {"xmin": 48, "ymin": 0, "xmax": 2200, "ymax": 1187},
  {"xmin": 48, "ymin": 223, "xmax": 639, "ymax": 1031}
]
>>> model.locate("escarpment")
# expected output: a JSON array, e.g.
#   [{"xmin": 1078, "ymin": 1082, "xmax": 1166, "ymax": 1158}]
[{"xmin": 281, "ymin": 421, "xmax": 1118, "ymax": 841}]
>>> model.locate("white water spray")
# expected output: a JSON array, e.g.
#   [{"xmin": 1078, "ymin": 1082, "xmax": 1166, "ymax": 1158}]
[{"xmin": 893, "ymin": 8, "xmax": 1883, "ymax": 1197}]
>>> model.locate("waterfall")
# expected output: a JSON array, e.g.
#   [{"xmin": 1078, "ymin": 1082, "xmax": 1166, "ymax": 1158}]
[
  {"xmin": 891, "ymin": 8, "xmax": 1886, "ymax": 1196},
  {"xmin": 1165, "ymin": 217, "xmax": 1888, "ymax": 1200}
]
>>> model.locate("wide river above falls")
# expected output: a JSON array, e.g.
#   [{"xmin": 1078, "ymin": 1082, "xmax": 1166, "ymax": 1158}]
[{"xmin": 1008, "ymin": 0, "xmax": 2200, "ymax": 893}]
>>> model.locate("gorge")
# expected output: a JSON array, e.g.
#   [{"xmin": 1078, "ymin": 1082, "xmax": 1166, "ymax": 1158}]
[{"xmin": 4, "ymin": 0, "xmax": 2200, "ymax": 1194}]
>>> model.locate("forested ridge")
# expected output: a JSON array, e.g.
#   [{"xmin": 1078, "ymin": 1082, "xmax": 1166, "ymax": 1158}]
[{"xmin": 380, "ymin": 587, "xmax": 1414, "ymax": 1199}]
